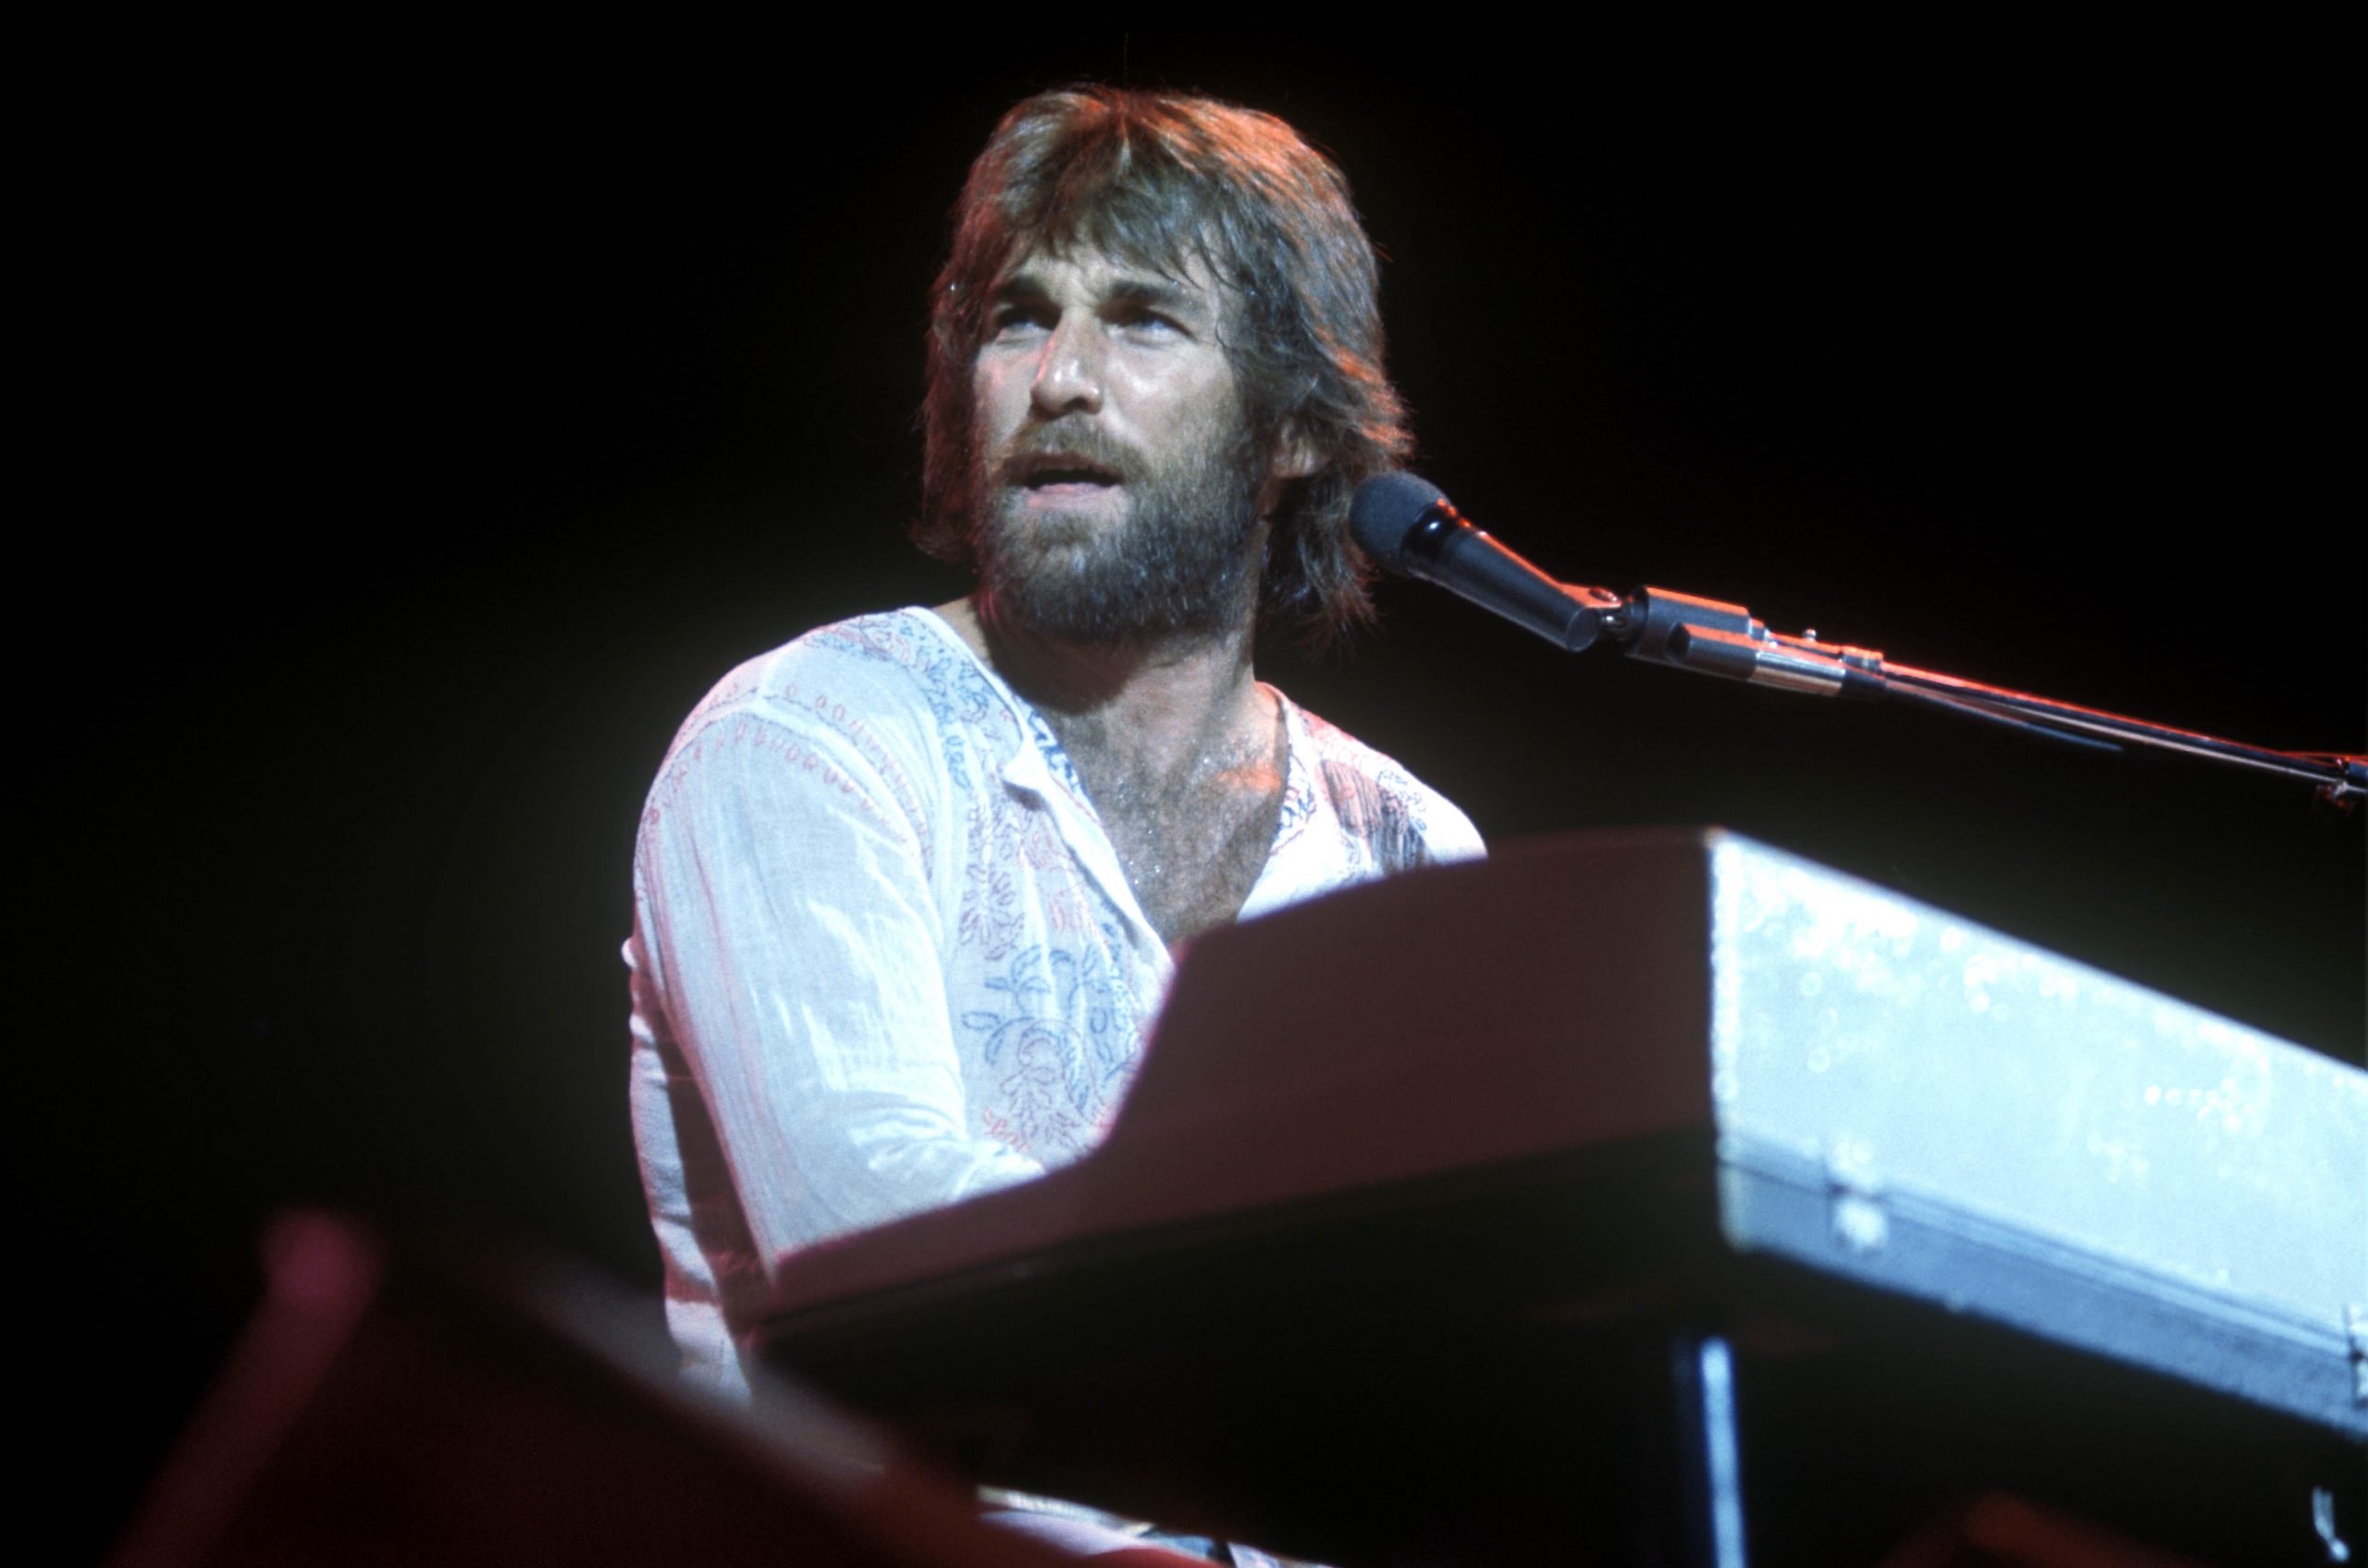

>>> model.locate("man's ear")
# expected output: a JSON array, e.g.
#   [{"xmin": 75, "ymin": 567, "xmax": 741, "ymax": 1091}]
[{"xmin": 1270, "ymin": 424, "xmax": 1321, "ymax": 482}]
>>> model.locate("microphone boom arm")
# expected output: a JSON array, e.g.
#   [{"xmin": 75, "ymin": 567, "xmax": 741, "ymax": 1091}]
[{"xmin": 1602, "ymin": 583, "xmax": 2368, "ymax": 809}]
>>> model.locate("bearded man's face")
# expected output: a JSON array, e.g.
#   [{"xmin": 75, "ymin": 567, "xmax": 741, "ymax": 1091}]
[{"xmin": 966, "ymin": 247, "xmax": 1271, "ymax": 643}]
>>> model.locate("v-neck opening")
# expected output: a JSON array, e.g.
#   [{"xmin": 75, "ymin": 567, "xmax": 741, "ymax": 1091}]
[{"xmin": 911, "ymin": 605, "xmax": 1303, "ymax": 945}]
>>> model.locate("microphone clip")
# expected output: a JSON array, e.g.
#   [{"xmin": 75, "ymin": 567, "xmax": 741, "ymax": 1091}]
[{"xmin": 1610, "ymin": 587, "xmax": 1885, "ymax": 699}]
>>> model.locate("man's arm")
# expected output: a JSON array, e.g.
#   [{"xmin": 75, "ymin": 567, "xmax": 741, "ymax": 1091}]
[{"xmin": 630, "ymin": 699, "xmax": 1043, "ymax": 1364}]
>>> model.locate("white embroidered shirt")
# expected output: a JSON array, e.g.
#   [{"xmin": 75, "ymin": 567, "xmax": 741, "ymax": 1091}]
[{"xmin": 626, "ymin": 608, "xmax": 1482, "ymax": 1391}]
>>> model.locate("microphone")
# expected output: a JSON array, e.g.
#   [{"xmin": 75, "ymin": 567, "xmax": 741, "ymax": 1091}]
[
  {"xmin": 1349, "ymin": 470, "xmax": 1870, "ymax": 691},
  {"xmin": 1349, "ymin": 472, "xmax": 1621, "ymax": 653}
]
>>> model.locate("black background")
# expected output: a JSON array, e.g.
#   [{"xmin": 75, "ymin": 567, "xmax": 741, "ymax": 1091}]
[{"xmin": 45, "ymin": 34, "xmax": 2359, "ymax": 1551}]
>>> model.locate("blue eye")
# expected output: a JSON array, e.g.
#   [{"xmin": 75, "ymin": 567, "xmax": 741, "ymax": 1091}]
[
  {"xmin": 1115, "ymin": 307, "xmax": 1181, "ymax": 338},
  {"xmin": 990, "ymin": 303, "xmax": 1055, "ymax": 339}
]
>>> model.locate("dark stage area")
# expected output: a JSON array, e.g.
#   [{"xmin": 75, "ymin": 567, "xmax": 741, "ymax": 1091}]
[{"xmin": 44, "ymin": 37, "xmax": 2361, "ymax": 1561}]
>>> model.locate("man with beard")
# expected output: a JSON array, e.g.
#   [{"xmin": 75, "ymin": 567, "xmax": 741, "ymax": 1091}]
[{"xmin": 626, "ymin": 87, "xmax": 1483, "ymax": 1402}]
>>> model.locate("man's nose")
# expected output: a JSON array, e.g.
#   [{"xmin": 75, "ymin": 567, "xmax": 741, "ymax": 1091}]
[{"xmin": 1030, "ymin": 313, "xmax": 1104, "ymax": 416}]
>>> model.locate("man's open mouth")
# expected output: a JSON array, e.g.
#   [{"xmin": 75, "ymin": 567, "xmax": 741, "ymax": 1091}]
[{"xmin": 1013, "ymin": 453, "xmax": 1123, "ymax": 488}]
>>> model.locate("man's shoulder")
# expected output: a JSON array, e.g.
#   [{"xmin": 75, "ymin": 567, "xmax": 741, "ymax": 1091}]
[
  {"xmin": 644, "ymin": 608, "xmax": 1026, "ymax": 812},
  {"xmin": 1289, "ymin": 700, "xmax": 1451, "ymax": 801},
  {"xmin": 673, "ymin": 608, "xmax": 1006, "ymax": 747},
  {"xmin": 1284, "ymin": 698, "xmax": 1486, "ymax": 864}
]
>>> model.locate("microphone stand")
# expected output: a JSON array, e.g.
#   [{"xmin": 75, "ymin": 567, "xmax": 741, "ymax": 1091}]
[
  {"xmin": 1550, "ymin": 580, "xmax": 2366, "ymax": 810},
  {"xmin": 1363, "ymin": 482, "xmax": 2362, "ymax": 810}
]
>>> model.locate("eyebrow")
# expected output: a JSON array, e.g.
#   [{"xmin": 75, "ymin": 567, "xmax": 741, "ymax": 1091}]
[
  {"xmin": 990, "ymin": 268, "xmax": 1215, "ymax": 326},
  {"xmin": 1102, "ymin": 276, "xmax": 1203, "ymax": 316}
]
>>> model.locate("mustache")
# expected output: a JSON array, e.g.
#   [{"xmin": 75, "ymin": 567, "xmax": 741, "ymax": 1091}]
[{"xmin": 993, "ymin": 422, "xmax": 1145, "ymax": 487}]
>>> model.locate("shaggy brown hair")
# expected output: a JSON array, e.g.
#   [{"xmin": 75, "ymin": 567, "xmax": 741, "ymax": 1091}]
[{"xmin": 918, "ymin": 87, "xmax": 1412, "ymax": 651}]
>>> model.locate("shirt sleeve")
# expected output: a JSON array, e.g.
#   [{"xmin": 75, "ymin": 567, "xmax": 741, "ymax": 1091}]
[{"xmin": 632, "ymin": 701, "xmax": 1046, "ymax": 1280}]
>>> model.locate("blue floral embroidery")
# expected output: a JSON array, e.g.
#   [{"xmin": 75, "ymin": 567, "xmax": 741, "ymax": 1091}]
[
  {"xmin": 811, "ymin": 613, "xmax": 1007, "ymax": 795},
  {"xmin": 959, "ymin": 942, "xmax": 1141, "ymax": 1128}
]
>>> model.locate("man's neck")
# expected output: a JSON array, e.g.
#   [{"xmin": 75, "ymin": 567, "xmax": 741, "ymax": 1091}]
[
  {"xmin": 933, "ymin": 594, "xmax": 1287, "ymax": 945},
  {"xmin": 938, "ymin": 595, "xmax": 1268, "ymax": 770}
]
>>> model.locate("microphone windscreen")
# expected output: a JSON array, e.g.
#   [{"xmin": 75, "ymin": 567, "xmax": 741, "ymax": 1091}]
[{"xmin": 1349, "ymin": 471, "xmax": 1448, "ymax": 571}]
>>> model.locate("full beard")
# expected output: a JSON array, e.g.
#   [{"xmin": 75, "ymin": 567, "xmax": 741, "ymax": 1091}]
[{"xmin": 969, "ymin": 419, "xmax": 1267, "ymax": 645}]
